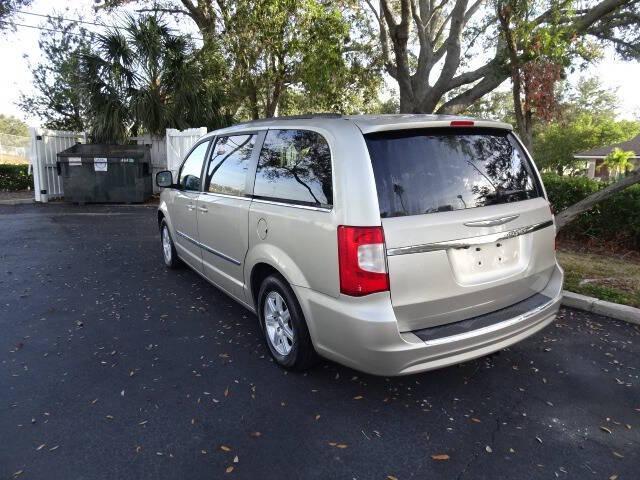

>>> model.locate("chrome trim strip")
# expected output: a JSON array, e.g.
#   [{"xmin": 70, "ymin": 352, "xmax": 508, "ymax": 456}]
[
  {"xmin": 464, "ymin": 214, "xmax": 519, "ymax": 227},
  {"xmin": 200, "ymin": 191, "xmax": 251, "ymax": 201},
  {"xmin": 250, "ymin": 198, "xmax": 332, "ymax": 212},
  {"xmin": 422, "ymin": 292, "xmax": 560, "ymax": 347},
  {"xmin": 386, "ymin": 220, "xmax": 554, "ymax": 256},
  {"xmin": 175, "ymin": 230, "xmax": 241, "ymax": 266}
]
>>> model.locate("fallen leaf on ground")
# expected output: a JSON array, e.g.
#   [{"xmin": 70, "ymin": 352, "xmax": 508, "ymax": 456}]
[
  {"xmin": 353, "ymin": 396, "xmax": 363, "ymax": 400},
  {"xmin": 225, "ymin": 466, "xmax": 234, "ymax": 473},
  {"xmin": 220, "ymin": 445, "xmax": 231, "ymax": 452},
  {"xmin": 431, "ymin": 454, "xmax": 450, "ymax": 461},
  {"xmin": 600, "ymin": 426, "xmax": 612, "ymax": 434}
]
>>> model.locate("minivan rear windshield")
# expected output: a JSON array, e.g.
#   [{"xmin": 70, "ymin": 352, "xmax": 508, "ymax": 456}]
[{"xmin": 365, "ymin": 128, "xmax": 542, "ymax": 218}]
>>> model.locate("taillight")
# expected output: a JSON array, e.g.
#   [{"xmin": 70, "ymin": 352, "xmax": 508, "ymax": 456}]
[
  {"xmin": 337, "ymin": 226, "xmax": 389, "ymax": 296},
  {"xmin": 450, "ymin": 120, "xmax": 474, "ymax": 127}
]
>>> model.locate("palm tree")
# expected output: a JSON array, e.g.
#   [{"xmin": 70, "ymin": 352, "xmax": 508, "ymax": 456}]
[
  {"xmin": 78, "ymin": 14, "xmax": 230, "ymax": 143},
  {"xmin": 600, "ymin": 148, "xmax": 635, "ymax": 180}
]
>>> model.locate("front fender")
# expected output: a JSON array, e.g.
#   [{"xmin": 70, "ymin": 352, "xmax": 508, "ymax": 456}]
[{"xmin": 157, "ymin": 198, "xmax": 172, "ymax": 232}]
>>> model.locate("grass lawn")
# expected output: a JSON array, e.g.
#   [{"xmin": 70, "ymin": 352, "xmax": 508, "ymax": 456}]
[
  {"xmin": 557, "ymin": 248, "xmax": 640, "ymax": 308},
  {"xmin": 0, "ymin": 153, "xmax": 29, "ymax": 164}
]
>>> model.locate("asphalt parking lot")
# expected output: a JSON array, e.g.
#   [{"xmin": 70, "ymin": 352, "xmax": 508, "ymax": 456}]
[{"xmin": 1, "ymin": 203, "xmax": 639, "ymax": 479}]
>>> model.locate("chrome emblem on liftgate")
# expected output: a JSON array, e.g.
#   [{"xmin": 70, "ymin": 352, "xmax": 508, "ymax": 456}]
[{"xmin": 464, "ymin": 215, "xmax": 519, "ymax": 227}]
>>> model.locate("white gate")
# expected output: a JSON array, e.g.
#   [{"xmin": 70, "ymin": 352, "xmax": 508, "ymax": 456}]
[
  {"xmin": 132, "ymin": 128, "xmax": 206, "ymax": 192},
  {"xmin": 131, "ymin": 133, "xmax": 166, "ymax": 194},
  {"xmin": 166, "ymin": 127, "xmax": 207, "ymax": 178},
  {"xmin": 30, "ymin": 128, "xmax": 87, "ymax": 202}
]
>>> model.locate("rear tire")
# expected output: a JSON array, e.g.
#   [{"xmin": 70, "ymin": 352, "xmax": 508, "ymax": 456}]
[
  {"xmin": 258, "ymin": 274, "xmax": 318, "ymax": 371},
  {"xmin": 160, "ymin": 219, "xmax": 181, "ymax": 269}
]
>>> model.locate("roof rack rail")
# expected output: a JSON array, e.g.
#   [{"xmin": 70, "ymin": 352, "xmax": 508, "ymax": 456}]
[{"xmin": 234, "ymin": 113, "xmax": 343, "ymax": 126}]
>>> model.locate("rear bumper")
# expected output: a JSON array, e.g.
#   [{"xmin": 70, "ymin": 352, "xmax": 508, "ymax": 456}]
[{"xmin": 295, "ymin": 263, "xmax": 563, "ymax": 376}]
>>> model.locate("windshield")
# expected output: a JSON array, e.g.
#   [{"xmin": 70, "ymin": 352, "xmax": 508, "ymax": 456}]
[{"xmin": 365, "ymin": 128, "xmax": 542, "ymax": 218}]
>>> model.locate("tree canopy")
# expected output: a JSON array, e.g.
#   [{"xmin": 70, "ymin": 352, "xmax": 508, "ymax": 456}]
[
  {"xmin": 101, "ymin": 0, "xmax": 382, "ymax": 118},
  {"xmin": 0, "ymin": 0, "xmax": 33, "ymax": 32},
  {"xmin": 0, "ymin": 114, "xmax": 29, "ymax": 136},
  {"xmin": 19, "ymin": 16, "xmax": 93, "ymax": 131},
  {"xmin": 532, "ymin": 77, "xmax": 640, "ymax": 174},
  {"xmin": 77, "ymin": 14, "xmax": 230, "ymax": 142},
  {"xmin": 365, "ymin": 0, "xmax": 639, "ymax": 125}
]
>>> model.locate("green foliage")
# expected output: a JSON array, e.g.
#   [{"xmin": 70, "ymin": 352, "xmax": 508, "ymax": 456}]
[
  {"xmin": 462, "ymin": 91, "xmax": 515, "ymax": 124},
  {"xmin": 78, "ymin": 14, "xmax": 230, "ymax": 142},
  {"xmin": 0, "ymin": 164, "xmax": 32, "ymax": 191},
  {"xmin": 19, "ymin": 16, "xmax": 92, "ymax": 131},
  {"xmin": 0, "ymin": 114, "xmax": 28, "ymax": 136},
  {"xmin": 100, "ymin": 0, "xmax": 381, "ymax": 119},
  {"xmin": 0, "ymin": 0, "xmax": 33, "ymax": 31},
  {"xmin": 558, "ymin": 77, "xmax": 619, "ymax": 119},
  {"xmin": 602, "ymin": 148, "xmax": 635, "ymax": 179},
  {"xmin": 542, "ymin": 173, "xmax": 640, "ymax": 248},
  {"xmin": 533, "ymin": 114, "xmax": 640, "ymax": 174}
]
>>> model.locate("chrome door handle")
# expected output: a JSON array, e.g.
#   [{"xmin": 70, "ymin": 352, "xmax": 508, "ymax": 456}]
[
  {"xmin": 197, "ymin": 206, "xmax": 208, "ymax": 213},
  {"xmin": 186, "ymin": 204, "xmax": 195, "ymax": 211}
]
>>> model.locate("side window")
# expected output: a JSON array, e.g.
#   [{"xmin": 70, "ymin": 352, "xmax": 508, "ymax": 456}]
[
  {"xmin": 254, "ymin": 129, "xmax": 333, "ymax": 207},
  {"xmin": 178, "ymin": 141, "xmax": 209, "ymax": 191},
  {"xmin": 205, "ymin": 134, "xmax": 256, "ymax": 196}
]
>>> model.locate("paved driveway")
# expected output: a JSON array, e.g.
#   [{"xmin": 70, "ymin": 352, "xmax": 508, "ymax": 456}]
[{"xmin": 1, "ymin": 204, "xmax": 638, "ymax": 479}]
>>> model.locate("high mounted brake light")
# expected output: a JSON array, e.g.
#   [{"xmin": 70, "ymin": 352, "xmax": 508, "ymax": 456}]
[
  {"xmin": 450, "ymin": 120, "xmax": 475, "ymax": 127},
  {"xmin": 337, "ymin": 226, "xmax": 389, "ymax": 297}
]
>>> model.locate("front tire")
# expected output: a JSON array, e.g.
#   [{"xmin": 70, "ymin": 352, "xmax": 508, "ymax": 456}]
[
  {"xmin": 160, "ymin": 219, "xmax": 181, "ymax": 269},
  {"xmin": 258, "ymin": 274, "xmax": 318, "ymax": 371}
]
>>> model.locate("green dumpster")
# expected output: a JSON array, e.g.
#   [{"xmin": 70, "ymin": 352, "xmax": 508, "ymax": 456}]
[{"xmin": 56, "ymin": 144, "xmax": 152, "ymax": 204}]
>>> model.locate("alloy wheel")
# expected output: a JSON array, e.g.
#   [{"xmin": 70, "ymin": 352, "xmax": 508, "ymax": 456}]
[{"xmin": 264, "ymin": 291, "xmax": 294, "ymax": 356}]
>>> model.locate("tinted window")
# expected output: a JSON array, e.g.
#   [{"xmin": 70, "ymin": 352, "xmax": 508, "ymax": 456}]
[
  {"xmin": 365, "ymin": 128, "xmax": 541, "ymax": 218},
  {"xmin": 205, "ymin": 134, "xmax": 256, "ymax": 196},
  {"xmin": 254, "ymin": 129, "xmax": 332, "ymax": 207},
  {"xmin": 179, "ymin": 141, "xmax": 209, "ymax": 191}
]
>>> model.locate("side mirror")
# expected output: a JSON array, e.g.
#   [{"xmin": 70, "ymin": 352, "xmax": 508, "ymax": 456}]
[{"xmin": 156, "ymin": 170, "xmax": 174, "ymax": 188}]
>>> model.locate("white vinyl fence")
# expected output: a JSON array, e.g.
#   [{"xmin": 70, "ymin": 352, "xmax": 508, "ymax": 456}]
[
  {"xmin": 166, "ymin": 127, "xmax": 207, "ymax": 177},
  {"xmin": 132, "ymin": 127, "xmax": 206, "ymax": 192},
  {"xmin": 30, "ymin": 128, "xmax": 87, "ymax": 202},
  {"xmin": 0, "ymin": 132, "xmax": 31, "ymax": 164},
  {"xmin": 30, "ymin": 127, "xmax": 206, "ymax": 201}
]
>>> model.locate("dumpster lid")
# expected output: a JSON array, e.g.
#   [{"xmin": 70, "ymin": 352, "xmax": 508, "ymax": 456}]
[{"xmin": 57, "ymin": 144, "xmax": 150, "ymax": 159}]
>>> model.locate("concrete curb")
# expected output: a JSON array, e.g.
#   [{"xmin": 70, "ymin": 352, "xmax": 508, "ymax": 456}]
[
  {"xmin": 562, "ymin": 291, "xmax": 640, "ymax": 325},
  {"xmin": 0, "ymin": 198, "xmax": 35, "ymax": 205}
]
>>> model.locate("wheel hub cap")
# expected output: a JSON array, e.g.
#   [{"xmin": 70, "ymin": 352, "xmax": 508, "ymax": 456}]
[
  {"xmin": 264, "ymin": 291, "xmax": 293, "ymax": 356},
  {"xmin": 162, "ymin": 227, "xmax": 172, "ymax": 263}
]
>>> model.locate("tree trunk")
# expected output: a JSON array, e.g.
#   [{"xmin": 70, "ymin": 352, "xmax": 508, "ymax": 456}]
[
  {"xmin": 248, "ymin": 87, "xmax": 260, "ymax": 120},
  {"xmin": 520, "ymin": 110, "xmax": 534, "ymax": 151},
  {"xmin": 554, "ymin": 168, "xmax": 640, "ymax": 230}
]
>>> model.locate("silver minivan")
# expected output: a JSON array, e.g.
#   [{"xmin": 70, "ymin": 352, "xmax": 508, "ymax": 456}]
[{"xmin": 156, "ymin": 114, "xmax": 563, "ymax": 376}]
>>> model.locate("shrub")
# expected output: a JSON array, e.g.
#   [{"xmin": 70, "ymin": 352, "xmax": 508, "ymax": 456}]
[
  {"xmin": 0, "ymin": 164, "xmax": 33, "ymax": 191},
  {"xmin": 542, "ymin": 172, "xmax": 640, "ymax": 249}
]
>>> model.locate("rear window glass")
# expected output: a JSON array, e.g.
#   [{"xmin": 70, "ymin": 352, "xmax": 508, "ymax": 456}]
[{"xmin": 365, "ymin": 128, "xmax": 541, "ymax": 218}]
